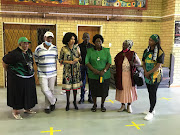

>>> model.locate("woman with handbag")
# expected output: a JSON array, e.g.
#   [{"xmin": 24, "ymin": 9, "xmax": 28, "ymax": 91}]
[
  {"xmin": 115, "ymin": 40, "xmax": 141, "ymax": 113},
  {"xmin": 142, "ymin": 34, "xmax": 164, "ymax": 120}
]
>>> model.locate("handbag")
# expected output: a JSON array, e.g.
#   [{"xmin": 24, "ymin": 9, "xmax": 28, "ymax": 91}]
[{"xmin": 131, "ymin": 53, "xmax": 144, "ymax": 86}]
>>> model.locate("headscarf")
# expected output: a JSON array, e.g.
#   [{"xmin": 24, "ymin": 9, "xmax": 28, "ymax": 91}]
[
  {"xmin": 147, "ymin": 34, "xmax": 160, "ymax": 61},
  {"xmin": 123, "ymin": 40, "xmax": 133, "ymax": 52}
]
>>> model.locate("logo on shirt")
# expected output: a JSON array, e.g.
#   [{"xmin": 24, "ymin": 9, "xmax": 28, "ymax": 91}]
[
  {"xmin": 97, "ymin": 57, "xmax": 100, "ymax": 61},
  {"xmin": 148, "ymin": 54, "xmax": 152, "ymax": 59}
]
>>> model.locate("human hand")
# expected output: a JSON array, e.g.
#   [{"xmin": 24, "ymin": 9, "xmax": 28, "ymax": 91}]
[
  {"xmin": 93, "ymin": 69, "xmax": 100, "ymax": 75},
  {"xmin": 73, "ymin": 58, "xmax": 79, "ymax": 63},
  {"xmin": 144, "ymin": 71, "xmax": 150, "ymax": 79},
  {"xmin": 99, "ymin": 70, "xmax": 105, "ymax": 76},
  {"xmin": 69, "ymin": 61, "xmax": 75, "ymax": 65}
]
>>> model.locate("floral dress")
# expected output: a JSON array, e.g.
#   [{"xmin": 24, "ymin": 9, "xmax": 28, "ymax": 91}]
[{"xmin": 59, "ymin": 44, "xmax": 82, "ymax": 91}]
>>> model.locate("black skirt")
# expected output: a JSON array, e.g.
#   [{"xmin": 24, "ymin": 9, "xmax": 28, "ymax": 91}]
[
  {"xmin": 7, "ymin": 70, "xmax": 38, "ymax": 110},
  {"xmin": 89, "ymin": 78, "xmax": 110, "ymax": 98}
]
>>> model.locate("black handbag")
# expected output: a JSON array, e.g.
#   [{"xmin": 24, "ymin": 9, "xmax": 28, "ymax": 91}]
[{"xmin": 131, "ymin": 53, "xmax": 144, "ymax": 86}]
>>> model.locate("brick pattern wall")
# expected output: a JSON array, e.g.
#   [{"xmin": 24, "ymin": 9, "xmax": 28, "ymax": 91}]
[
  {"xmin": 171, "ymin": 0, "xmax": 180, "ymax": 86},
  {"xmin": 0, "ymin": 0, "xmax": 179, "ymax": 87}
]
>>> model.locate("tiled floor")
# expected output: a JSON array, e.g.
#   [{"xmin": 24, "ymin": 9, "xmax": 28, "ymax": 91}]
[{"xmin": 0, "ymin": 86, "xmax": 180, "ymax": 135}]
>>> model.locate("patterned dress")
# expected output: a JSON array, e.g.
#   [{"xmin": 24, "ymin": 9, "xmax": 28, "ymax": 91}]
[{"xmin": 59, "ymin": 44, "xmax": 82, "ymax": 91}]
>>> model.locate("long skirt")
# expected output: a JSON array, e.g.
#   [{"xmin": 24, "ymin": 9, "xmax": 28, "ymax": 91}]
[
  {"xmin": 89, "ymin": 78, "xmax": 110, "ymax": 98},
  {"xmin": 7, "ymin": 71, "xmax": 38, "ymax": 110},
  {"xmin": 115, "ymin": 71, "xmax": 137, "ymax": 103}
]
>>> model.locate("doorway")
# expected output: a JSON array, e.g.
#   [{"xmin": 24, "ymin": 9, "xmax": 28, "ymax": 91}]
[
  {"xmin": 3, "ymin": 23, "xmax": 56, "ymax": 86},
  {"xmin": 77, "ymin": 25, "xmax": 102, "ymax": 44}
]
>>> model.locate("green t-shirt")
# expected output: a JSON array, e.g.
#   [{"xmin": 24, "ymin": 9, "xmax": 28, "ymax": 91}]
[
  {"xmin": 85, "ymin": 47, "xmax": 112, "ymax": 80},
  {"xmin": 142, "ymin": 48, "xmax": 164, "ymax": 84}
]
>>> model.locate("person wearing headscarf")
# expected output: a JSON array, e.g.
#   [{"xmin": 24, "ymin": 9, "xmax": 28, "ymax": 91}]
[
  {"xmin": 142, "ymin": 34, "xmax": 164, "ymax": 120},
  {"xmin": 85, "ymin": 34, "xmax": 111, "ymax": 112},
  {"xmin": 115, "ymin": 40, "xmax": 141, "ymax": 113},
  {"xmin": 2, "ymin": 37, "xmax": 37, "ymax": 120}
]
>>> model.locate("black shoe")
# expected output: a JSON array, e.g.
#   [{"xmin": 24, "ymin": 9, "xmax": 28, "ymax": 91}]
[
  {"xmin": 78, "ymin": 99, "xmax": 84, "ymax": 104},
  {"xmin": 66, "ymin": 103, "xmax": 70, "ymax": 111},
  {"xmin": 73, "ymin": 101, "xmax": 78, "ymax": 110},
  {"xmin": 101, "ymin": 104, "xmax": 106, "ymax": 112},
  {"xmin": 88, "ymin": 98, "xmax": 93, "ymax": 104},
  {"xmin": 44, "ymin": 109, "xmax": 51, "ymax": 114},
  {"xmin": 91, "ymin": 104, "xmax": 97, "ymax": 112},
  {"xmin": 50, "ymin": 98, "xmax": 57, "ymax": 111}
]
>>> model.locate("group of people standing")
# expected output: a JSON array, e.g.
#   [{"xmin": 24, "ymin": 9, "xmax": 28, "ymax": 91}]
[{"xmin": 2, "ymin": 31, "xmax": 164, "ymax": 121}]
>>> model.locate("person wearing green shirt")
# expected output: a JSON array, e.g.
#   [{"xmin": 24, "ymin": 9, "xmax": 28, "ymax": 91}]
[
  {"xmin": 142, "ymin": 34, "xmax": 165, "ymax": 121},
  {"xmin": 85, "ymin": 34, "xmax": 111, "ymax": 112}
]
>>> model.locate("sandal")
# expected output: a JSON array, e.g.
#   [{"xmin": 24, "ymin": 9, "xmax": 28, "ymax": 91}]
[
  {"xmin": 24, "ymin": 110, "xmax": 36, "ymax": 114},
  {"xmin": 91, "ymin": 104, "xmax": 97, "ymax": 112},
  {"xmin": 12, "ymin": 112, "xmax": 23, "ymax": 120}
]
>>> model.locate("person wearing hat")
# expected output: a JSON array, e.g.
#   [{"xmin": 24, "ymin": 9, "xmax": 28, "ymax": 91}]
[
  {"xmin": 142, "ymin": 34, "xmax": 164, "ymax": 120},
  {"xmin": 85, "ymin": 34, "xmax": 111, "ymax": 112},
  {"xmin": 34, "ymin": 31, "xmax": 58, "ymax": 114},
  {"xmin": 114, "ymin": 40, "xmax": 141, "ymax": 113},
  {"xmin": 2, "ymin": 37, "xmax": 37, "ymax": 120}
]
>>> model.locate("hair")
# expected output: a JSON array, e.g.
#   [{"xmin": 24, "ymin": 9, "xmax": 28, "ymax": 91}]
[
  {"xmin": 92, "ymin": 34, "xmax": 104, "ymax": 44},
  {"xmin": 62, "ymin": 32, "xmax": 78, "ymax": 45}
]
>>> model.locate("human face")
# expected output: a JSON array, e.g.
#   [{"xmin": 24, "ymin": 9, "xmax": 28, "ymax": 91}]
[
  {"xmin": 123, "ymin": 42, "xmax": 129, "ymax": 50},
  {"xmin": 44, "ymin": 36, "xmax": 53, "ymax": 42},
  {"xmin": 94, "ymin": 38, "xmax": 102, "ymax": 49},
  {"xmin": 149, "ymin": 38, "xmax": 156, "ymax": 48},
  {"xmin": 20, "ymin": 42, "xmax": 29, "ymax": 51},
  {"xmin": 82, "ymin": 33, "xmax": 90, "ymax": 44},
  {"xmin": 68, "ymin": 36, "xmax": 75, "ymax": 46}
]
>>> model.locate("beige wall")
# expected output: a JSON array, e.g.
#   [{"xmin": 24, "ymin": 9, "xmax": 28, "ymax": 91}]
[{"xmin": 0, "ymin": 0, "xmax": 180, "ymax": 87}]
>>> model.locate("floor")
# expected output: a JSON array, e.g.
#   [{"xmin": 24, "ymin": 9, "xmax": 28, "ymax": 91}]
[{"xmin": 0, "ymin": 85, "xmax": 180, "ymax": 135}]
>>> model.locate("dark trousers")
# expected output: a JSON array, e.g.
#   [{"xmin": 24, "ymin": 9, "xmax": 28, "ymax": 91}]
[
  {"xmin": 146, "ymin": 83, "xmax": 160, "ymax": 113},
  {"xmin": 80, "ymin": 65, "xmax": 92, "ymax": 100}
]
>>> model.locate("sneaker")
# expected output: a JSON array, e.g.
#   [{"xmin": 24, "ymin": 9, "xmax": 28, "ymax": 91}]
[
  {"xmin": 144, "ymin": 112, "xmax": 154, "ymax": 121},
  {"xmin": 127, "ymin": 105, "xmax": 133, "ymax": 113},
  {"xmin": 118, "ymin": 104, "xmax": 126, "ymax": 112},
  {"xmin": 60, "ymin": 91, "xmax": 66, "ymax": 95},
  {"xmin": 12, "ymin": 113, "xmax": 23, "ymax": 120},
  {"xmin": 143, "ymin": 110, "xmax": 155, "ymax": 115}
]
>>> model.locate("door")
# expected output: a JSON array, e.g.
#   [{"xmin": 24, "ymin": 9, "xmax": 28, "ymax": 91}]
[
  {"xmin": 3, "ymin": 24, "xmax": 56, "ymax": 86},
  {"xmin": 78, "ymin": 26, "xmax": 101, "ymax": 45}
]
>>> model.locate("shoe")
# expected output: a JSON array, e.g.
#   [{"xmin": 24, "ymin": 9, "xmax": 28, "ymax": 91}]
[
  {"xmin": 144, "ymin": 112, "xmax": 154, "ymax": 121},
  {"xmin": 143, "ymin": 110, "xmax": 155, "ymax": 115},
  {"xmin": 50, "ymin": 98, "xmax": 57, "ymax": 111},
  {"xmin": 73, "ymin": 101, "xmax": 78, "ymax": 110},
  {"xmin": 88, "ymin": 98, "xmax": 93, "ymax": 104},
  {"xmin": 78, "ymin": 99, "xmax": 84, "ymax": 104},
  {"xmin": 101, "ymin": 104, "xmax": 106, "ymax": 112},
  {"xmin": 66, "ymin": 103, "xmax": 70, "ymax": 111},
  {"xmin": 118, "ymin": 104, "xmax": 126, "ymax": 112},
  {"xmin": 127, "ymin": 105, "xmax": 132, "ymax": 113},
  {"xmin": 24, "ymin": 110, "xmax": 36, "ymax": 114},
  {"xmin": 44, "ymin": 109, "xmax": 51, "ymax": 114},
  {"xmin": 91, "ymin": 104, "xmax": 97, "ymax": 112},
  {"xmin": 60, "ymin": 91, "xmax": 66, "ymax": 95},
  {"xmin": 12, "ymin": 113, "xmax": 23, "ymax": 120}
]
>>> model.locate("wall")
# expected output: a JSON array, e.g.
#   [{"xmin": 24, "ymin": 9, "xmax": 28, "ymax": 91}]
[{"xmin": 0, "ymin": 0, "xmax": 178, "ymax": 87}]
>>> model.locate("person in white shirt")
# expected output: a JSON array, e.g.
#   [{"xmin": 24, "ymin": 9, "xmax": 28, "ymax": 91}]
[{"xmin": 34, "ymin": 31, "xmax": 57, "ymax": 114}]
